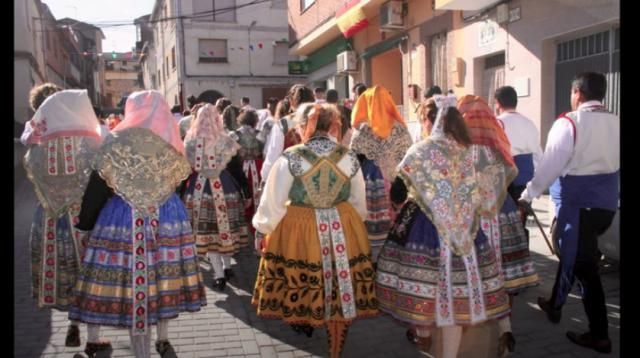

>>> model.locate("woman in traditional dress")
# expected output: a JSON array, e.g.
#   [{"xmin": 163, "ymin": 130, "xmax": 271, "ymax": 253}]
[
  {"xmin": 70, "ymin": 91, "xmax": 207, "ymax": 358},
  {"xmin": 457, "ymin": 95, "xmax": 539, "ymax": 356},
  {"xmin": 181, "ymin": 104, "xmax": 250, "ymax": 291},
  {"xmin": 375, "ymin": 95, "xmax": 511, "ymax": 358},
  {"xmin": 349, "ymin": 86, "xmax": 413, "ymax": 264},
  {"xmin": 230, "ymin": 109, "xmax": 264, "ymax": 235},
  {"xmin": 22, "ymin": 87, "xmax": 103, "ymax": 348},
  {"xmin": 252, "ymin": 103, "xmax": 378, "ymax": 357}
]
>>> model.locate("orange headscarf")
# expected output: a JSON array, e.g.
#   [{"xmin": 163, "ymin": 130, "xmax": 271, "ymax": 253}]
[
  {"xmin": 351, "ymin": 85, "xmax": 406, "ymax": 139},
  {"xmin": 301, "ymin": 103, "xmax": 343, "ymax": 143},
  {"xmin": 457, "ymin": 95, "xmax": 514, "ymax": 167}
]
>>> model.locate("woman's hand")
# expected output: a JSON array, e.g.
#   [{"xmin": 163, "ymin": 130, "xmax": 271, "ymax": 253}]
[{"xmin": 254, "ymin": 232, "xmax": 266, "ymax": 257}]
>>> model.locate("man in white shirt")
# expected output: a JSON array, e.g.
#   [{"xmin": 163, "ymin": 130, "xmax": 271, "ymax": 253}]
[
  {"xmin": 519, "ymin": 72, "xmax": 618, "ymax": 353},
  {"xmin": 495, "ymin": 86, "xmax": 543, "ymax": 202},
  {"xmin": 314, "ymin": 87, "xmax": 326, "ymax": 103}
]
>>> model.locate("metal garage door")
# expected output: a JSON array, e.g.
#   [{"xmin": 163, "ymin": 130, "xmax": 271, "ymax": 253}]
[{"xmin": 555, "ymin": 27, "xmax": 620, "ymax": 117}]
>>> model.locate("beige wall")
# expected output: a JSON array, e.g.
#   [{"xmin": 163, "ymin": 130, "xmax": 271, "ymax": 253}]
[
  {"xmin": 451, "ymin": 0, "xmax": 619, "ymax": 145},
  {"xmin": 371, "ymin": 48, "xmax": 403, "ymax": 106}
]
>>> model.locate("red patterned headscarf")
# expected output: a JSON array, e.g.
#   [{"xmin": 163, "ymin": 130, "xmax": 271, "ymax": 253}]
[{"xmin": 457, "ymin": 95, "xmax": 514, "ymax": 167}]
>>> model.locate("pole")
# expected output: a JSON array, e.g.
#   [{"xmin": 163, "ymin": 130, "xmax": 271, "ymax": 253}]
[{"xmin": 524, "ymin": 204, "xmax": 556, "ymax": 256}]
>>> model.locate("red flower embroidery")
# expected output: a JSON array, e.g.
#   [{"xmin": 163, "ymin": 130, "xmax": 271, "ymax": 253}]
[
  {"xmin": 322, "ymin": 247, "xmax": 329, "ymax": 256},
  {"xmin": 46, "ymin": 244, "xmax": 54, "ymax": 253},
  {"xmin": 46, "ymin": 258, "xmax": 54, "ymax": 265},
  {"xmin": 324, "ymin": 271, "xmax": 331, "ymax": 279},
  {"xmin": 136, "ymin": 276, "xmax": 145, "ymax": 285},
  {"xmin": 136, "ymin": 292, "xmax": 146, "ymax": 300},
  {"xmin": 67, "ymin": 166, "xmax": 75, "ymax": 172},
  {"xmin": 213, "ymin": 181, "xmax": 221, "ymax": 189},
  {"xmin": 65, "ymin": 145, "xmax": 72, "ymax": 151},
  {"xmin": 136, "ymin": 321, "xmax": 144, "ymax": 329},
  {"xmin": 47, "ymin": 232, "xmax": 54, "ymax": 240},
  {"xmin": 44, "ymin": 283, "xmax": 54, "ymax": 290},
  {"xmin": 136, "ymin": 247, "xmax": 144, "ymax": 255},
  {"xmin": 49, "ymin": 168, "xmax": 56, "ymax": 174},
  {"xmin": 332, "ymin": 222, "xmax": 341, "ymax": 230},
  {"xmin": 220, "ymin": 233, "xmax": 228, "ymax": 240},
  {"xmin": 136, "ymin": 307, "xmax": 145, "ymax": 316},
  {"xmin": 49, "ymin": 158, "xmax": 55, "ymax": 163},
  {"xmin": 167, "ymin": 251, "xmax": 175, "ymax": 260},
  {"xmin": 135, "ymin": 219, "xmax": 144, "ymax": 227},
  {"xmin": 48, "ymin": 219, "xmax": 55, "ymax": 227},
  {"xmin": 319, "ymin": 223, "xmax": 328, "ymax": 232},
  {"xmin": 342, "ymin": 293, "xmax": 351, "ymax": 302},
  {"xmin": 44, "ymin": 296, "xmax": 54, "ymax": 303},
  {"xmin": 195, "ymin": 184, "xmax": 202, "ymax": 190},
  {"xmin": 151, "ymin": 219, "xmax": 158, "ymax": 227},
  {"xmin": 66, "ymin": 156, "xmax": 72, "ymax": 161},
  {"xmin": 336, "ymin": 244, "xmax": 345, "ymax": 253},
  {"xmin": 441, "ymin": 169, "xmax": 448, "ymax": 176},
  {"xmin": 339, "ymin": 271, "xmax": 348, "ymax": 279},
  {"xmin": 136, "ymin": 262, "xmax": 145, "ymax": 270},
  {"xmin": 45, "ymin": 271, "xmax": 54, "ymax": 278}
]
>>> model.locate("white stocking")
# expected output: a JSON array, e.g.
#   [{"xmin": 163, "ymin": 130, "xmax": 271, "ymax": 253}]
[
  {"xmin": 221, "ymin": 254, "xmax": 231, "ymax": 270},
  {"xmin": 441, "ymin": 325, "xmax": 463, "ymax": 358},
  {"xmin": 129, "ymin": 330, "xmax": 151, "ymax": 358},
  {"xmin": 87, "ymin": 324, "xmax": 101, "ymax": 343},
  {"xmin": 157, "ymin": 319, "xmax": 169, "ymax": 341},
  {"xmin": 498, "ymin": 316, "xmax": 512, "ymax": 335},
  {"xmin": 208, "ymin": 252, "xmax": 224, "ymax": 279}
]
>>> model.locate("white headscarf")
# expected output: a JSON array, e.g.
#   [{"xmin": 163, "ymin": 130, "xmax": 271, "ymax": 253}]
[
  {"xmin": 21, "ymin": 89, "xmax": 101, "ymax": 145},
  {"xmin": 429, "ymin": 93, "xmax": 458, "ymax": 140}
]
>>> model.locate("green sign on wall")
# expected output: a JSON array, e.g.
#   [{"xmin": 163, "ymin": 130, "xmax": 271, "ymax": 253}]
[{"xmin": 288, "ymin": 61, "xmax": 309, "ymax": 75}]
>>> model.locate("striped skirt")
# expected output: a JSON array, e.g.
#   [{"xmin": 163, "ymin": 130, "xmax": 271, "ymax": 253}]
[
  {"xmin": 69, "ymin": 194, "xmax": 206, "ymax": 328},
  {"xmin": 361, "ymin": 158, "xmax": 392, "ymax": 262},
  {"xmin": 376, "ymin": 201, "xmax": 510, "ymax": 328},
  {"xmin": 183, "ymin": 171, "xmax": 249, "ymax": 255}
]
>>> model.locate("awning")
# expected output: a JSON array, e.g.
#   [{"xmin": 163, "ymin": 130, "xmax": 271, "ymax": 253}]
[
  {"xmin": 336, "ymin": 0, "xmax": 369, "ymax": 38},
  {"xmin": 360, "ymin": 36, "xmax": 406, "ymax": 60}
]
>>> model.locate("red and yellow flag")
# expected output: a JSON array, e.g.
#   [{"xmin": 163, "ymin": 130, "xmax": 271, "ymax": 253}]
[{"xmin": 336, "ymin": 0, "xmax": 369, "ymax": 38}]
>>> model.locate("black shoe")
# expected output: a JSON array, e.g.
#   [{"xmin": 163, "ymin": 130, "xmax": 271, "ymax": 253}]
[
  {"xmin": 65, "ymin": 324, "xmax": 81, "ymax": 347},
  {"xmin": 406, "ymin": 328, "xmax": 418, "ymax": 344},
  {"xmin": 156, "ymin": 340, "xmax": 178, "ymax": 358},
  {"xmin": 213, "ymin": 277, "xmax": 226, "ymax": 291},
  {"xmin": 566, "ymin": 331, "xmax": 612, "ymax": 353},
  {"xmin": 537, "ymin": 297, "xmax": 561, "ymax": 323},
  {"xmin": 224, "ymin": 268, "xmax": 234, "ymax": 280},
  {"xmin": 498, "ymin": 332, "xmax": 516, "ymax": 357},
  {"xmin": 291, "ymin": 324, "xmax": 314, "ymax": 337},
  {"xmin": 83, "ymin": 342, "xmax": 112, "ymax": 358}
]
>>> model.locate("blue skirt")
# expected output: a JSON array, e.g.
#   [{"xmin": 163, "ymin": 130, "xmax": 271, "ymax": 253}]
[
  {"xmin": 69, "ymin": 194, "xmax": 206, "ymax": 327},
  {"xmin": 361, "ymin": 158, "xmax": 392, "ymax": 261}
]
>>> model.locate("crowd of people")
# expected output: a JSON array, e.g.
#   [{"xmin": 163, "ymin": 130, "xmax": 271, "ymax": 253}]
[{"xmin": 19, "ymin": 71, "xmax": 618, "ymax": 357}]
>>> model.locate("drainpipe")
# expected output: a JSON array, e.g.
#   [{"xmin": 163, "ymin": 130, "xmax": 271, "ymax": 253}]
[{"xmin": 177, "ymin": 0, "xmax": 186, "ymax": 108}]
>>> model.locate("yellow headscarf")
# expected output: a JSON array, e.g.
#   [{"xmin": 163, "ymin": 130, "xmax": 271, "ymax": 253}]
[{"xmin": 351, "ymin": 85, "xmax": 406, "ymax": 139}]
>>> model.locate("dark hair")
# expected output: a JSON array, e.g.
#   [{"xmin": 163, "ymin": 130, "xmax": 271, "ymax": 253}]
[
  {"xmin": 182, "ymin": 110, "xmax": 191, "ymax": 116},
  {"xmin": 215, "ymin": 97, "xmax": 232, "ymax": 113},
  {"xmin": 288, "ymin": 84, "xmax": 315, "ymax": 107},
  {"xmin": 266, "ymin": 97, "xmax": 279, "ymax": 116},
  {"xmin": 171, "ymin": 104, "xmax": 181, "ymax": 113},
  {"xmin": 424, "ymin": 85, "xmax": 442, "ymax": 99},
  {"xmin": 314, "ymin": 87, "xmax": 325, "ymax": 94},
  {"xmin": 29, "ymin": 83, "xmax": 62, "ymax": 111},
  {"xmin": 423, "ymin": 99, "xmax": 472, "ymax": 146},
  {"xmin": 352, "ymin": 83, "xmax": 367, "ymax": 96},
  {"xmin": 300, "ymin": 104, "xmax": 339, "ymax": 133},
  {"xmin": 241, "ymin": 96, "xmax": 250, "ymax": 104},
  {"xmin": 495, "ymin": 86, "xmax": 518, "ymax": 108},
  {"xmin": 222, "ymin": 105, "xmax": 240, "ymax": 130},
  {"xmin": 187, "ymin": 95, "xmax": 197, "ymax": 107},
  {"xmin": 275, "ymin": 99, "xmax": 290, "ymax": 119},
  {"xmin": 340, "ymin": 105, "xmax": 352, "ymax": 136},
  {"xmin": 326, "ymin": 89, "xmax": 339, "ymax": 104},
  {"xmin": 238, "ymin": 109, "xmax": 259, "ymax": 127},
  {"xmin": 572, "ymin": 72, "xmax": 607, "ymax": 102}
]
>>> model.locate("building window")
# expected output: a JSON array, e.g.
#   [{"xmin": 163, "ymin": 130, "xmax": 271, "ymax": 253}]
[
  {"xmin": 193, "ymin": 0, "xmax": 236, "ymax": 23},
  {"xmin": 430, "ymin": 32, "xmax": 448, "ymax": 91},
  {"xmin": 273, "ymin": 42, "xmax": 288, "ymax": 65},
  {"xmin": 171, "ymin": 47, "xmax": 176, "ymax": 69},
  {"xmin": 198, "ymin": 39, "xmax": 228, "ymax": 63},
  {"xmin": 300, "ymin": 0, "xmax": 315, "ymax": 12}
]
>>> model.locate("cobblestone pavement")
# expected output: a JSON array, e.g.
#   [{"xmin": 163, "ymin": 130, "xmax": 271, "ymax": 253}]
[{"xmin": 14, "ymin": 143, "xmax": 619, "ymax": 357}]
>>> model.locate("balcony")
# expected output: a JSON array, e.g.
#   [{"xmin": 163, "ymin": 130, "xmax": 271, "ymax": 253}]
[{"xmin": 434, "ymin": 0, "xmax": 501, "ymax": 11}]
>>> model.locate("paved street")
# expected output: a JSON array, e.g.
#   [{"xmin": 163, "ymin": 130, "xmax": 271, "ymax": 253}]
[{"xmin": 14, "ymin": 143, "xmax": 619, "ymax": 357}]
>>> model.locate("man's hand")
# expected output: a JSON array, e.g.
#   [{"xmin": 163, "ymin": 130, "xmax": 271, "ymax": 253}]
[{"xmin": 518, "ymin": 199, "xmax": 533, "ymax": 215}]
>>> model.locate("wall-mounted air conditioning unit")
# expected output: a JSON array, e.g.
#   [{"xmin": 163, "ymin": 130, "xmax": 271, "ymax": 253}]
[
  {"xmin": 336, "ymin": 51, "xmax": 357, "ymax": 73},
  {"xmin": 380, "ymin": 1, "xmax": 405, "ymax": 30}
]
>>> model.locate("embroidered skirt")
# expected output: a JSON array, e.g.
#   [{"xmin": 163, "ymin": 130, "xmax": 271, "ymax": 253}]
[
  {"xmin": 243, "ymin": 158, "xmax": 263, "ymax": 235},
  {"xmin": 183, "ymin": 170, "xmax": 249, "ymax": 255},
  {"xmin": 252, "ymin": 202, "xmax": 379, "ymax": 327},
  {"xmin": 30, "ymin": 204, "xmax": 84, "ymax": 310},
  {"xmin": 496, "ymin": 195, "xmax": 539, "ymax": 294},
  {"xmin": 361, "ymin": 158, "xmax": 392, "ymax": 262},
  {"xmin": 375, "ymin": 201, "xmax": 510, "ymax": 328},
  {"xmin": 69, "ymin": 194, "xmax": 207, "ymax": 328}
]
